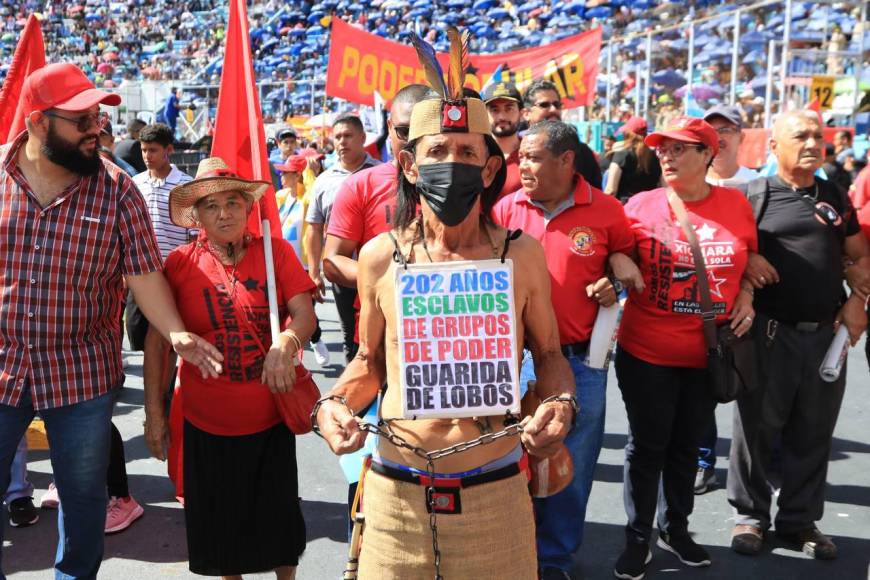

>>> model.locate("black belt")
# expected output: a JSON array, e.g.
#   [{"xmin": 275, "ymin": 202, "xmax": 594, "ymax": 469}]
[
  {"xmin": 370, "ymin": 457, "xmax": 525, "ymax": 489},
  {"xmin": 775, "ymin": 319, "xmax": 834, "ymax": 333},
  {"xmin": 560, "ymin": 341, "xmax": 590, "ymax": 358}
]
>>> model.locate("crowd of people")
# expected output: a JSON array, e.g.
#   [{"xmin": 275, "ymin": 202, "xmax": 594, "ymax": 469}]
[
  {"xmin": 1, "ymin": 0, "xmax": 866, "ymax": 122},
  {"xmin": 1, "ymin": 24, "xmax": 869, "ymax": 578}
]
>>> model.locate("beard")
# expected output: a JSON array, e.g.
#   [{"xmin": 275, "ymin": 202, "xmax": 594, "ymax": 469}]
[
  {"xmin": 41, "ymin": 122, "xmax": 102, "ymax": 176},
  {"xmin": 492, "ymin": 121, "xmax": 519, "ymax": 138}
]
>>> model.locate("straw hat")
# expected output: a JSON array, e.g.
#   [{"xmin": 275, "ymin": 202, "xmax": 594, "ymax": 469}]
[{"xmin": 169, "ymin": 157, "xmax": 271, "ymax": 228}]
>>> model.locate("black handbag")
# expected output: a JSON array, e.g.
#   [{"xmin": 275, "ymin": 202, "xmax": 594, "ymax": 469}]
[{"xmin": 667, "ymin": 191, "xmax": 758, "ymax": 403}]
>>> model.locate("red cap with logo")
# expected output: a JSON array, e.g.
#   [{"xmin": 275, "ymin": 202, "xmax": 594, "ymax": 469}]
[
  {"xmin": 21, "ymin": 63, "xmax": 122, "ymax": 118},
  {"xmin": 275, "ymin": 155, "xmax": 308, "ymax": 173},
  {"xmin": 644, "ymin": 116, "xmax": 719, "ymax": 157}
]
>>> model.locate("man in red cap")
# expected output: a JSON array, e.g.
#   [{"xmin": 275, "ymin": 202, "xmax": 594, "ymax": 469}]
[{"xmin": 0, "ymin": 63, "xmax": 223, "ymax": 579}]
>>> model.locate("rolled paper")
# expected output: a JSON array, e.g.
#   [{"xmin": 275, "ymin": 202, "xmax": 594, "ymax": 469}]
[
  {"xmin": 819, "ymin": 325, "xmax": 850, "ymax": 383},
  {"xmin": 585, "ymin": 295, "xmax": 626, "ymax": 370}
]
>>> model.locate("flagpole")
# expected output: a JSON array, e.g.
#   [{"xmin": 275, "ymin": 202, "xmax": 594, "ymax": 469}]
[{"xmin": 261, "ymin": 218, "xmax": 282, "ymax": 343}]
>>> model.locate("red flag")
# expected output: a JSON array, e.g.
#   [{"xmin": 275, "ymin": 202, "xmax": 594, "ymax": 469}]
[
  {"xmin": 0, "ymin": 15, "xmax": 46, "ymax": 143},
  {"xmin": 210, "ymin": 0, "xmax": 280, "ymax": 238},
  {"xmin": 806, "ymin": 99, "xmax": 823, "ymax": 123}
]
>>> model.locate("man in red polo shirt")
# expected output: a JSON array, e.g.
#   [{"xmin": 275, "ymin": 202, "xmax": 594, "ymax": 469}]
[
  {"xmin": 482, "ymin": 81, "xmax": 524, "ymax": 198},
  {"xmin": 322, "ymin": 83, "xmax": 429, "ymax": 292},
  {"xmin": 492, "ymin": 120, "xmax": 642, "ymax": 580}
]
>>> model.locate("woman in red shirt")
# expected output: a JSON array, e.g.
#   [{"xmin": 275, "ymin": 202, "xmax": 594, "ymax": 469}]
[
  {"xmin": 613, "ymin": 118, "xmax": 757, "ymax": 579},
  {"xmin": 143, "ymin": 157, "xmax": 316, "ymax": 580}
]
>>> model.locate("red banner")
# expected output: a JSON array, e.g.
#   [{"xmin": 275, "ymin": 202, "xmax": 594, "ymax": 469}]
[{"xmin": 327, "ymin": 18, "xmax": 601, "ymax": 108}]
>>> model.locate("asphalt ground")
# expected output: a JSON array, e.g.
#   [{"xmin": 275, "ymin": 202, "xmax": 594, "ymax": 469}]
[{"xmin": 4, "ymin": 296, "xmax": 870, "ymax": 580}]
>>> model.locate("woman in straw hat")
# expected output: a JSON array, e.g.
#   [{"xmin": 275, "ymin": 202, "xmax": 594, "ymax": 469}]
[{"xmin": 143, "ymin": 157, "xmax": 316, "ymax": 580}]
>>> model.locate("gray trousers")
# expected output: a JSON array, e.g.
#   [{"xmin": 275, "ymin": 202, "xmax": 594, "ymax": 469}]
[{"xmin": 727, "ymin": 313, "xmax": 846, "ymax": 533}]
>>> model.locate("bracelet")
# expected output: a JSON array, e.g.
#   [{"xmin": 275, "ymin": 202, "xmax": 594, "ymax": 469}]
[
  {"xmin": 740, "ymin": 286, "xmax": 754, "ymax": 297},
  {"xmin": 310, "ymin": 394, "xmax": 352, "ymax": 437},
  {"xmin": 540, "ymin": 394, "xmax": 579, "ymax": 425},
  {"xmin": 281, "ymin": 330, "xmax": 303, "ymax": 354}
]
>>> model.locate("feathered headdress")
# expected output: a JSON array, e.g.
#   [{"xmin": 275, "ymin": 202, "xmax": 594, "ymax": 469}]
[{"xmin": 407, "ymin": 26, "xmax": 491, "ymax": 141}]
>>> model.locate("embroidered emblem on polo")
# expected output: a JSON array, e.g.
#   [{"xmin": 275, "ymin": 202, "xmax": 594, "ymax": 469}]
[
  {"xmin": 814, "ymin": 202, "xmax": 843, "ymax": 227},
  {"xmin": 569, "ymin": 226, "xmax": 596, "ymax": 256}
]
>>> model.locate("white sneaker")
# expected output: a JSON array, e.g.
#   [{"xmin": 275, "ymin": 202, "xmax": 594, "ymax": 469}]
[{"xmin": 312, "ymin": 341, "xmax": 330, "ymax": 366}]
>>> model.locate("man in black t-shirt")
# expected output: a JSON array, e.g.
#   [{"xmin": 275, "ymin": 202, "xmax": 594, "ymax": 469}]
[{"xmin": 727, "ymin": 111, "xmax": 870, "ymax": 560}]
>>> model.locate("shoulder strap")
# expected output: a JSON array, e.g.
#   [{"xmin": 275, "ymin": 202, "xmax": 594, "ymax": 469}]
[
  {"xmin": 666, "ymin": 191, "xmax": 718, "ymax": 351},
  {"xmin": 203, "ymin": 249, "xmax": 270, "ymax": 357},
  {"xmin": 387, "ymin": 231, "xmax": 408, "ymax": 270},
  {"xmin": 745, "ymin": 177, "xmax": 769, "ymax": 222},
  {"xmin": 501, "ymin": 229, "xmax": 522, "ymax": 263}
]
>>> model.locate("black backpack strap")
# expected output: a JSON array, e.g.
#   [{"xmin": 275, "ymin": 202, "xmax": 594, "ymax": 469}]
[{"xmin": 744, "ymin": 177, "xmax": 770, "ymax": 223}]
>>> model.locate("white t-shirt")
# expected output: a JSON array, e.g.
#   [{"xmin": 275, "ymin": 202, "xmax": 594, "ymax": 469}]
[{"xmin": 706, "ymin": 165, "xmax": 760, "ymax": 188}]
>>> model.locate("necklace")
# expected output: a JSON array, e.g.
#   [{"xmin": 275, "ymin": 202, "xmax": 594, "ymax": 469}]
[
  {"xmin": 206, "ymin": 240, "xmax": 242, "ymax": 297},
  {"xmin": 415, "ymin": 216, "xmax": 501, "ymax": 262}
]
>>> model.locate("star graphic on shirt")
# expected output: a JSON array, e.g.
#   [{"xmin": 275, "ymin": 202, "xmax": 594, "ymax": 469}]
[
  {"xmin": 695, "ymin": 223, "xmax": 717, "ymax": 242},
  {"xmin": 242, "ymin": 277, "xmax": 261, "ymax": 291},
  {"xmin": 707, "ymin": 269, "xmax": 727, "ymax": 298}
]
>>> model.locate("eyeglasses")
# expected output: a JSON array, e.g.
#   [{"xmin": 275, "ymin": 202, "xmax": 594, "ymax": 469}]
[
  {"xmin": 654, "ymin": 142, "xmax": 705, "ymax": 159},
  {"xmin": 44, "ymin": 111, "xmax": 110, "ymax": 133},
  {"xmin": 392, "ymin": 124, "xmax": 410, "ymax": 141},
  {"xmin": 533, "ymin": 100, "xmax": 563, "ymax": 110},
  {"xmin": 715, "ymin": 126, "xmax": 741, "ymax": 136}
]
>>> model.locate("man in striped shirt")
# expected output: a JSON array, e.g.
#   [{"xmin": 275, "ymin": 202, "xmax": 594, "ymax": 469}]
[
  {"xmin": 127, "ymin": 123, "xmax": 195, "ymax": 351},
  {"xmin": 133, "ymin": 123, "xmax": 195, "ymax": 259},
  {"xmin": 0, "ymin": 63, "xmax": 222, "ymax": 579}
]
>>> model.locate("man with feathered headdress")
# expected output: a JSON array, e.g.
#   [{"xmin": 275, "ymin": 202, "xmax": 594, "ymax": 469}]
[{"xmin": 312, "ymin": 28, "xmax": 576, "ymax": 579}]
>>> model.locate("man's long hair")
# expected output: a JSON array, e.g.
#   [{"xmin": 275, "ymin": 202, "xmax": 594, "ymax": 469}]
[{"xmin": 393, "ymin": 134, "xmax": 507, "ymax": 231}]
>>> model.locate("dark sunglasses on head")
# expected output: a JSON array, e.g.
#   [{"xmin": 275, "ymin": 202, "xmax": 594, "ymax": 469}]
[
  {"xmin": 392, "ymin": 124, "xmax": 410, "ymax": 141},
  {"xmin": 44, "ymin": 111, "xmax": 110, "ymax": 133}
]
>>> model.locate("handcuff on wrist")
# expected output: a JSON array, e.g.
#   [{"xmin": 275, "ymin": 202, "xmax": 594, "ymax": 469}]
[
  {"xmin": 539, "ymin": 394, "xmax": 579, "ymax": 426},
  {"xmin": 310, "ymin": 394, "xmax": 353, "ymax": 436}
]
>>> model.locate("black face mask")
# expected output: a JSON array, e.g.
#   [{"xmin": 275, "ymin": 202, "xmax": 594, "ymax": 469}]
[{"xmin": 415, "ymin": 162, "xmax": 484, "ymax": 227}]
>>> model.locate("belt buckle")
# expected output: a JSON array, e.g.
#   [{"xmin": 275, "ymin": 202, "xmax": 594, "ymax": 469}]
[
  {"xmin": 426, "ymin": 486, "xmax": 462, "ymax": 514},
  {"xmin": 795, "ymin": 322, "xmax": 819, "ymax": 332}
]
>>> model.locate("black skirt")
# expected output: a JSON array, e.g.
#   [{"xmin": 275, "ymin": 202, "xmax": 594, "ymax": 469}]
[{"xmin": 183, "ymin": 420, "xmax": 306, "ymax": 576}]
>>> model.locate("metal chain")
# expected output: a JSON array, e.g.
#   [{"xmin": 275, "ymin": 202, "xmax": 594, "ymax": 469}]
[{"xmin": 358, "ymin": 419, "xmax": 524, "ymax": 580}]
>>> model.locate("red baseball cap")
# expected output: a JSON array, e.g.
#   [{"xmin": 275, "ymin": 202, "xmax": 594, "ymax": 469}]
[
  {"xmin": 21, "ymin": 63, "xmax": 122, "ymax": 117},
  {"xmin": 644, "ymin": 116, "xmax": 719, "ymax": 157},
  {"xmin": 616, "ymin": 116, "xmax": 648, "ymax": 136},
  {"xmin": 298, "ymin": 147, "xmax": 325, "ymax": 160},
  {"xmin": 275, "ymin": 155, "xmax": 307, "ymax": 173}
]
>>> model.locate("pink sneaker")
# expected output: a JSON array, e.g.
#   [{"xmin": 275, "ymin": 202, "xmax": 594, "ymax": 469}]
[
  {"xmin": 40, "ymin": 483, "xmax": 60, "ymax": 509},
  {"xmin": 105, "ymin": 496, "xmax": 144, "ymax": 534}
]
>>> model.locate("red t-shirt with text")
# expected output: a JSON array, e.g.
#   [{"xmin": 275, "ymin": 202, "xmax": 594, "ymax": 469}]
[
  {"xmin": 493, "ymin": 177, "xmax": 635, "ymax": 343},
  {"xmin": 618, "ymin": 186, "xmax": 758, "ymax": 368},
  {"xmin": 164, "ymin": 237, "xmax": 315, "ymax": 435}
]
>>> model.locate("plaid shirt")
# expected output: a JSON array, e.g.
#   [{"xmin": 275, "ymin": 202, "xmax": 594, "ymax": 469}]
[{"xmin": 0, "ymin": 132, "xmax": 163, "ymax": 410}]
